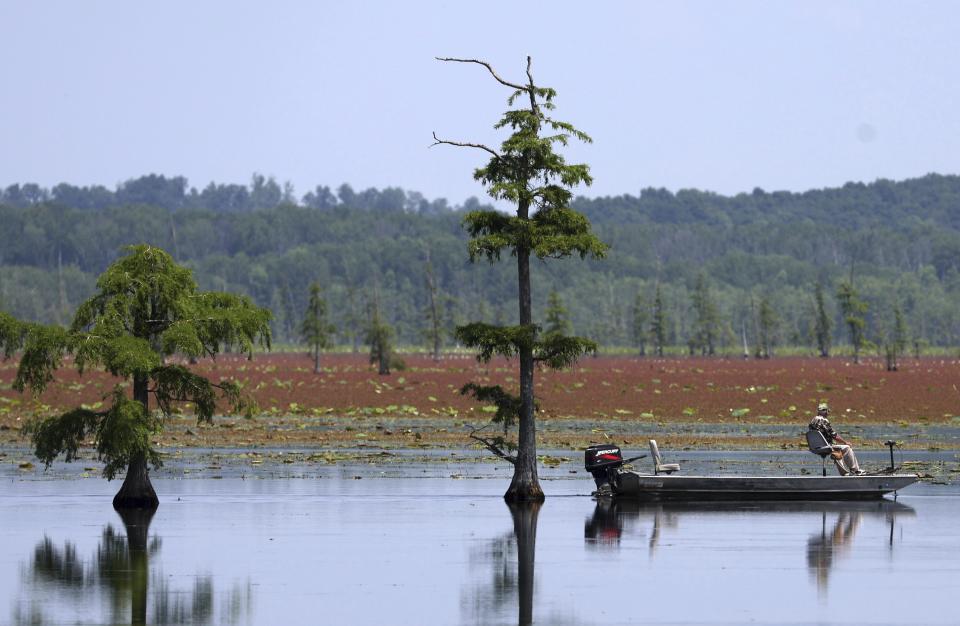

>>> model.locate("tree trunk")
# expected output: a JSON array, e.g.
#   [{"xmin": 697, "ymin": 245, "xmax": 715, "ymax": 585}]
[
  {"xmin": 313, "ymin": 344, "xmax": 321, "ymax": 374},
  {"xmin": 507, "ymin": 501, "xmax": 541, "ymax": 626},
  {"xmin": 506, "ymin": 241, "xmax": 544, "ymax": 502},
  {"xmin": 114, "ymin": 374, "xmax": 159, "ymax": 510},
  {"xmin": 117, "ymin": 507, "xmax": 155, "ymax": 626}
]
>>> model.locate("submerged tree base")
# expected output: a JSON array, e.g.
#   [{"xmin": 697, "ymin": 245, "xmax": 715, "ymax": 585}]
[
  {"xmin": 112, "ymin": 460, "xmax": 159, "ymax": 510},
  {"xmin": 504, "ymin": 478, "xmax": 545, "ymax": 503}
]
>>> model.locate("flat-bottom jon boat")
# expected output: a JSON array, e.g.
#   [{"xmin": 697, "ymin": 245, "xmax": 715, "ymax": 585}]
[{"xmin": 585, "ymin": 442, "xmax": 919, "ymax": 501}]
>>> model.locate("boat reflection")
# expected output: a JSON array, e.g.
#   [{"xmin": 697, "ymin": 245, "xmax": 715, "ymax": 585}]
[
  {"xmin": 585, "ymin": 499, "xmax": 915, "ymax": 595},
  {"xmin": 12, "ymin": 509, "xmax": 251, "ymax": 625}
]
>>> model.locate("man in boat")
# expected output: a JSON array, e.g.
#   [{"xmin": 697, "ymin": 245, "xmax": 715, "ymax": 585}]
[{"xmin": 809, "ymin": 403, "xmax": 865, "ymax": 475}]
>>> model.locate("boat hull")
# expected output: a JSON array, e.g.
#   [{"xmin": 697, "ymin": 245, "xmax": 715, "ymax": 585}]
[{"xmin": 613, "ymin": 473, "xmax": 919, "ymax": 500}]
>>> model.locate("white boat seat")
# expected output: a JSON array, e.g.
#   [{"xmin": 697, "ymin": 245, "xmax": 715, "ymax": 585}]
[{"xmin": 648, "ymin": 439, "xmax": 680, "ymax": 475}]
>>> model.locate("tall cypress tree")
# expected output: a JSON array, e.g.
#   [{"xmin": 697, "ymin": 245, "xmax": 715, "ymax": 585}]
[{"xmin": 434, "ymin": 56, "xmax": 607, "ymax": 501}]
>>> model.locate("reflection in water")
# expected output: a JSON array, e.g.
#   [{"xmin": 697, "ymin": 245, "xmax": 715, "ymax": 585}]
[
  {"xmin": 585, "ymin": 499, "xmax": 915, "ymax": 598},
  {"xmin": 584, "ymin": 499, "xmax": 678, "ymax": 555},
  {"xmin": 807, "ymin": 511, "xmax": 861, "ymax": 597},
  {"xmin": 461, "ymin": 502, "xmax": 542, "ymax": 626},
  {"xmin": 12, "ymin": 509, "xmax": 251, "ymax": 625},
  {"xmin": 805, "ymin": 501, "xmax": 913, "ymax": 598}
]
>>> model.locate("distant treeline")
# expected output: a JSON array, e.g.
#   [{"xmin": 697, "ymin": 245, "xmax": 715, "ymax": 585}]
[{"xmin": 2, "ymin": 173, "xmax": 960, "ymax": 353}]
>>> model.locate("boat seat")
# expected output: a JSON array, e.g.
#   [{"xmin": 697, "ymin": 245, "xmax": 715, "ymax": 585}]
[
  {"xmin": 805, "ymin": 429, "xmax": 848, "ymax": 476},
  {"xmin": 649, "ymin": 440, "xmax": 680, "ymax": 475}
]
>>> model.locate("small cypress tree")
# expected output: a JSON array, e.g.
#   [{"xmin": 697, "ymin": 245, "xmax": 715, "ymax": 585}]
[
  {"xmin": 434, "ymin": 56, "xmax": 607, "ymax": 501},
  {"xmin": 543, "ymin": 291, "xmax": 572, "ymax": 337},
  {"xmin": 423, "ymin": 253, "xmax": 444, "ymax": 361},
  {"xmin": 301, "ymin": 282, "xmax": 335, "ymax": 374},
  {"xmin": 756, "ymin": 296, "xmax": 778, "ymax": 359},
  {"xmin": 691, "ymin": 274, "xmax": 719, "ymax": 355},
  {"xmin": 650, "ymin": 284, "xmax": 667, "ymax": 357},
  {"xmin": 883, "ymin": 305, "xmax": 908, "ymax": 371},
  {"xmin": 837, "ymin": 281, "xmax": 867, "ymax": 364},
  {"xmin": 813, "ymin": 281, "xmax": 832, "ymax": 358},
  {"xmin": 365, "ymin": 302, "xmax": 394, "ymax": 376},
  {"xmin": 632, "ymin": 291, "xmax": 649, "ymax": 357},
  {"xmin": 0, "ymin": 245, "xmax": 271, "ymax": 509}
]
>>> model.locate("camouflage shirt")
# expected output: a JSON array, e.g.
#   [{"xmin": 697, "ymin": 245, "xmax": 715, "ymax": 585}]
[{"xmin": 809, "ymin": 415, "xmax": 838, "ymax": 442}]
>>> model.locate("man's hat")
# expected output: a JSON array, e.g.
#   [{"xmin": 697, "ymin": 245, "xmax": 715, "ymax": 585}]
[{"xmin": 817, "ymin": 402, "xmax": 830, "ymax": 414}]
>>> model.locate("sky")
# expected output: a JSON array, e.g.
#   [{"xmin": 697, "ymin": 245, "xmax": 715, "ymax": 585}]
[{"xmin": 2, "ymin": 1, "xmax": 959, "ymax": 205}]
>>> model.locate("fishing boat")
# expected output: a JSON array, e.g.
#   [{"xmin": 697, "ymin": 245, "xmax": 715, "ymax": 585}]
[{"xmin": 584, "ymin": 441, "xmax": 919, "ymax": 501}]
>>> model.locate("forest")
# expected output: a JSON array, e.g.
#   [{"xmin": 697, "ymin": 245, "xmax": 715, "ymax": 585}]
[{"xmin": 2, "ymin": 172, "xmax": 960, "ymax": 355}]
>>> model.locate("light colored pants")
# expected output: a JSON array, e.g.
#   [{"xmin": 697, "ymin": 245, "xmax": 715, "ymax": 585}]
[{"xmin": 831, "ymin": 445, "xmax": 861, "ymax": 475}]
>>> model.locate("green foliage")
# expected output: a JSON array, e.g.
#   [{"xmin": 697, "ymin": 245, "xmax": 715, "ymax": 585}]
[
  {"xmin": 460, "ymin": 382, "xmax": 525, "ymax": 430},
  {"xmin": 544, "ymin": 291, "xmax": 571, "ymax": 337},
  {"xmin": 9, "ymin": 244, "xmax": 271, "ymax": 480},
  {"xmin": 8, "ymin": 171, "xmax": 960, "ymax": 354},
  {"xmin": 28, "ymin": 389, "xmax": 162, "ymax": 480},
  {"xmin": 837, "ymin": 281, "xmax": 867, "ymax": 361},
  {"xmin": 300, "ymin": 283, "xmax": 335, "ymax": 350},
  {"xmin": 301, "ymin": 282, "xmax": 335, "ymax": 371},
  {"xmin": 534, "ymin": 333, "xmax": 597, "ymax": 368},
  {"xmin": 756, "ymin": 296, "xmax": 779, "ymax": 359},
  {"xmin": 455, "ymin": 322, "xmax": 534, "ymax": 361},
  {"xmin": 691, "ymin": 274, "xmax": 720, "ymax": 355},
  {"xmin": 365, "ymin": 305, "xmax": 394, "ymax": 375}
]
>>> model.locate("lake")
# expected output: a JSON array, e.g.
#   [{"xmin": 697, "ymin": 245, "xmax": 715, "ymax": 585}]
[{"xmin": 2, "ymin": 451, "xmax": 958, "ymax": 625}]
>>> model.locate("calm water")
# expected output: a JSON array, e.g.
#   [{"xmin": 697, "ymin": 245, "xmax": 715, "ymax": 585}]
[{"xmin": 2, "ymin": 456, "xmax": 958, "ymax": 625}]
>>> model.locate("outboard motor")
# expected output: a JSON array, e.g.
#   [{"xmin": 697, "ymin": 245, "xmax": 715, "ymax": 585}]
[{"xmin": 585, "ymin": 444, "xmax": 624, "ymax": 492}]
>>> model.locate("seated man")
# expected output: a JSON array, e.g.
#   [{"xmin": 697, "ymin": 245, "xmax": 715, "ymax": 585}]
[{"xmin": 809, "ymin": 403, "xmax": 865, "ymax": 475}]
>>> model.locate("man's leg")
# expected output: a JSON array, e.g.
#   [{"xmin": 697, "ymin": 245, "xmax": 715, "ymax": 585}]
[
  {"xmin": 831, "ymin": 448, "xmax": 851, "ymax": 475},
  {"xmin": 836, "ymin": 445, "xmax": 862, "ymax": 474}
]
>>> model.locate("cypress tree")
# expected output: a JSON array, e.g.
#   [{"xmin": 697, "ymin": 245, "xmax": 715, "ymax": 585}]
[
  {"xmin": 837, "ymin": 281, "xmax": 867, "ymax": 364},
  {"xmin": 813, "ymin": 281, "xmax": 832, "ymax": 358},
  {"xmin": 434, "ymin": 56, "xmax": 607, "ymax": 501},
  {"xmin": 650, "ymin": 284, "xmax": 667, "ymax": 357},
  {"xmin": 544, "ymin": 291, "xmax": 572, "ymax": 337},
  {"xmin": 301, "ymin": 282, "xmax": 335, "ymax": 374},
  {"xmin": 1, "ymin": 245, "xmax": 271, "ymax": 509}
]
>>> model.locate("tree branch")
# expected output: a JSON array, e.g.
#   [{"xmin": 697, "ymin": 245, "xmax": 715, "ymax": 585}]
[
  {"xmin": 430, "ymin": 132, "xmax": 499, "ymax": 158},
  {"xmin": 436, "ymin": 57, "xmax": 527, "ymax": 91},
  {"xmin": 468, "ymin": 429, "xmax": 517, "ymax": 465}
]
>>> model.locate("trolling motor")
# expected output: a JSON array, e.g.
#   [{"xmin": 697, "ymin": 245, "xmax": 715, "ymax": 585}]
[
  {"xmin": 585, "ymin": 445, "xmax": 646, "ymax": 494},
  {"xmin": 884, "ymin": 440, "xmax": 899, "ymax": 471}
]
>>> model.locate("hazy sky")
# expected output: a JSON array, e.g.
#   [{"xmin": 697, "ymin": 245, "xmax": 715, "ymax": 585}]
[{"xmin": 2, "ymin": 1, "xmax": 959, "ymax": 204}]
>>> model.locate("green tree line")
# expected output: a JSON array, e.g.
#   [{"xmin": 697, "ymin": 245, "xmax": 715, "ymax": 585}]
[{"xmin": 3, "ymin": 173, "xmax": 960, "ymax": 352}]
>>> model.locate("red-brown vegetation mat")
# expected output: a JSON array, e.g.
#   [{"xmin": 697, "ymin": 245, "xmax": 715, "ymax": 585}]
[{"xmin": 2, "ymin": 353, "xmax": 958, "ymax": 451}]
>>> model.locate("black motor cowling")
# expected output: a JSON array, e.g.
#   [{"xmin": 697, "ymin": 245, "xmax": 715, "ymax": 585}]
[{"xmin": 585, "ymin": 444, "xmax": 623, "ymax": 491}]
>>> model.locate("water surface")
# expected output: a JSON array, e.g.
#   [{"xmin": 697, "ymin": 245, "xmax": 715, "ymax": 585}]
[{"xmin": 2, "ymin": 457, "xmax": 958, "ymax": 625}]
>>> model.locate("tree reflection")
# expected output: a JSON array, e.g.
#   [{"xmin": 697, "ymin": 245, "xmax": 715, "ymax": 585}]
[
  {"xmin": 461, "ymin": 501, "xmax": 542, "ymax": 626},
  {"xmin": 12, "ymin": 509, "xmax": 251, "ymax": 625}
]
